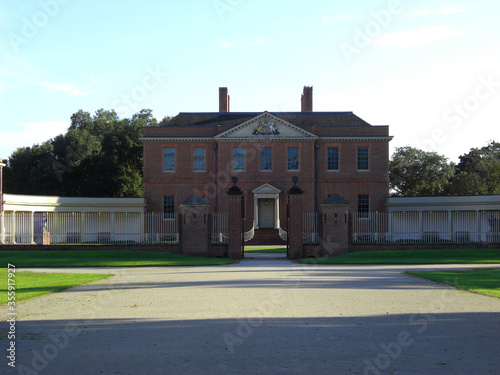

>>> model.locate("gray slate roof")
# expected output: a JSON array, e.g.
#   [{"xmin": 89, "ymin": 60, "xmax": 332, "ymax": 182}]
[
  {"xmin": 180, "ymin": 194, "xmax": 210, "ymax": 206},
  {"xmin": 321, "ymin": 193, "xmax": 350, "ymax": 206},
  {"xmin": 163, "ymin": 112, "xmax": 372, "ymax": 128}
]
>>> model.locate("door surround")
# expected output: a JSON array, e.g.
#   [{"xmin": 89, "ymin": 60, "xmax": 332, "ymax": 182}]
[{"xmin": 252, "ymin": 183, "xmax": 281, "ymax": 229}]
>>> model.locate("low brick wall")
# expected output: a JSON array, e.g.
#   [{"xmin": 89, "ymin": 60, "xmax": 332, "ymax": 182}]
[
  {"xmin": 350, "ymin": 242, "xmax": 500, "ymax": 252},
  {"xmin": 0, "ymin": 244, "xmax": 182, "ymax": 253},
  {"xmin": 209, "ymin": 244, "xmax": 229, "ymax": 258},
  {"xmin": 302, "ymin": 244, "xmax": 322, "ymax": 258}
]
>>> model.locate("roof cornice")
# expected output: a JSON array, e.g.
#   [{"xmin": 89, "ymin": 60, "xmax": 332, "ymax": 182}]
[
  {"xmin": 318, "ymin": 136, "xmax": 393, "ymax": 142},
  {"xmin": 140, "ymin": 137, "xmax": 217, "ymax": 143},
  {"xmin": 141, "ymin": 136, "xmax": 393, "ymax": 143}
]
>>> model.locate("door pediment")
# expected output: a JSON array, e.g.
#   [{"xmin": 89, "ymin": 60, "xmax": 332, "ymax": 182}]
[{"xmin": 252, "ymin": 183, "xmax": 281, "ymax": 197}]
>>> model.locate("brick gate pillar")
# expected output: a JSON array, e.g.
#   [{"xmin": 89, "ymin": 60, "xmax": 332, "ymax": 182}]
[
  {"xmin": 287, "ymin": 176, "xmax": 304, "ymax": 260},
  {"xmin": 320, "ymin": 194, "xmax": 350, "ymax": 256},
  {"xmin": 180, "ymin": 194, "xmax": 211, "ymax": 257},
  {"xmin": 227, "ymin": 177, "xmax": 243, "ymax": 260}
]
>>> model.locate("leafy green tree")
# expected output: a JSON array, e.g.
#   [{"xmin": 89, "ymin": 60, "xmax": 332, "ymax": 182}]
[
  {"xmin": 5, "ymin": 142, "xmax": 60, "ymax": 195},
  {"xmin": 390, "ymin": 146, "xmax": 455, "ymax": 197},
  {"xmin": 158, "ymin": 115, "xmax": 173, "ymax": 126},
  {"xmin": 4, "ymin": 109, "xmax": 163, "ymax": 197},
  {"xmin": 449, "ymin": 141, "xmax": 500, "ymax": 195}
]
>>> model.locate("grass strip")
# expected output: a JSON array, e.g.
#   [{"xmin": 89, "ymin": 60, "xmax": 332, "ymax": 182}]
[
  {"xmin": 0, "ymin": 250, "xmax": 234, "ymax": 268},
  {"xmin": 298, "ymin": 249, "xmax": 500, "ymax": 264},
  {"xmin": 244, "ymin": 247, "xmax": 287, "ymax": 253},
  {"xmin": 406, "ymin": 268, "xmax": 500, "ymax": 299},
  {"xmin": 0, "ymin": 269, "xmax": 113, "ymax": 304}
]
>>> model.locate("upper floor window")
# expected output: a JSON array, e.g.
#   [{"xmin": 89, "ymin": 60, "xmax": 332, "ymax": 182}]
[
  {"xmin": 357, "ymin": 147, "xmax": 369, "ymax": 171},
  {"xmin": 233, "ymin": 147, "xmax": 245, "ymax": 171},
  {"xmin": 163, "ymin": 148, "xmax": 175, "ymax": 172},
  {"xmin": 163, "ymin": 195, "xmax": 175, "ymax": 220},
  {"xmin": 327, "ymin": 147, "xmax": 339, "ymax": 171},
  {"xmin": 193, "ymin": 148, "xmax": 206, "ymax": 172},
  {"xmin": 260, "ymin": 147, "xmax": 272, "ymax": 171},
  {"xmin": 287, "ymin": 147, "xmax": 299, "ymax": 171}
]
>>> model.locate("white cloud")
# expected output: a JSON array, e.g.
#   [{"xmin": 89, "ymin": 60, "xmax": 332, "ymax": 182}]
[
  {"xmin": 409, "ymin": 6, "xmax": 464, "ymax": 17},
  {"xmin": 373, "ymin": 26, "xmax": 463, "ymax": 47},
  {"xmin": 320, "ymin": 12, "xmax": 362, "ymax": 24},
  {"xmin": 33, "ymin": 80, "xmax": 97, "ymax": 97},
  {"xmin": 0, "ymin": 63, "xmax": 97, "ymax": 97},
  {"xmin": 0, "ymin": 120, "xmax": 69, "ymax": 157},
  {"xmin": 411, "ymin": 8, "xmax": 432, "ymax": 17},
  {"xmin": 441, "ymin": 6, "xmax": 463, "ymax": 14}
]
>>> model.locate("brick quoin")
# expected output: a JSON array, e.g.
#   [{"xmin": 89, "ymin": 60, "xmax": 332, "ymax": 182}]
[
  {"xmin": 287, "ymin": 179, "xmax": 304, "ymax": 259},
  {"xmin": 227, "ymin": 178, "xmax": 243, "ymax": 259}
]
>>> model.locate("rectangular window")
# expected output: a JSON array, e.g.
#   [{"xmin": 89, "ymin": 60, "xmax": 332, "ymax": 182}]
[
  {"xmin": 357, "ymin": 147, "xmax": 369, "ymax": 171},
  {"xmin": 357, "ymin": 194, "xmax": 370, "ymax": 218},
  {"xmin": 260, "ymin": 147, "xmax": 272, "ymax": 171},
  {"xmin": 287, "ymin": 147, "xmax": 299, "ymax": 171},
  {"xmin": 233, "ymin": 147, "xmax": 245, "ymax": 171},
  {"xmin": 193, "ymin": 148, "xmax": 206, "ymax": 172},
  {"xmin": 327, "ymin": 147, "xmax": 339, "ymax": 171},
  {"xmin": 163, "ymin": 195, "xmax": 175, "ymax": 220},
  {"xmin": 163, "ymin": 148, "xmax": 175, "ymax": 172}
]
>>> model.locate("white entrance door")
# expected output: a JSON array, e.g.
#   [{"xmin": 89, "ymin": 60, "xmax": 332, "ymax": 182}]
[{"xmin": 258, "ymin": 198, "xmax": 274, "ymax": 228}]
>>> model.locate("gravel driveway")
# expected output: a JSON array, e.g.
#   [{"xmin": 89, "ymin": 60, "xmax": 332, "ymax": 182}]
[{"xmin": 2, "ymin": 258, "xmax": 500, "ymax": 375}]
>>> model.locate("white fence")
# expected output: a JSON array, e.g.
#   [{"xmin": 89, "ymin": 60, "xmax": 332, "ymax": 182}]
[
  {"xmin": 303, "ymin": 212, "xmax": 319, "ymax": 244},
  {"xmin": 0, "ymin": 212, "xmax": 179, "ymax": 245},
  {"xmin": 352, "ymin": 211, "xmax": 500, "ymax": 244},
  {"xmin": 212, "ymin": 212, "xmax": 228, "ymax": 244}
]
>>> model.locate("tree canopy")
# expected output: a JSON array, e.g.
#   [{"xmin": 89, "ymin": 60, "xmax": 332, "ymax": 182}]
[
  {"xmin": 4, "ymin": 109, "xmax": 161, "ymax": 197},
  {"xmin": 449, "ymin": 141, "xmax": 500, "ymax": 195},
  {"xmin": 390, "ymin": 146, "xmax": 455, "ymax": 197},
  {"xmin": 390, "ymin": 142, "xmax": 500, "ymax": 197}
]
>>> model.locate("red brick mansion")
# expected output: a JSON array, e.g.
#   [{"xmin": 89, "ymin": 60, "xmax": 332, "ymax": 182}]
[{"xmin": 142, "ymin": 87, "xmax": 392, "ymax": 233}]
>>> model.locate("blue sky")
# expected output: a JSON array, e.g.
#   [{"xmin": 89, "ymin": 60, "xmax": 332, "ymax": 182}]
[{"xmin": 0, "ymin": 0, "xmax": 499, "ymax": 162}]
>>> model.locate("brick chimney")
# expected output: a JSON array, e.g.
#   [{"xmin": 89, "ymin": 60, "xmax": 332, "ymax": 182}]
[
  {"xmin": 301, "ymin": 86, "xmax": 313, "ymax": 112},
  {"xmin": 219, "ymin": 87, "xmax": 230, "ymax": 112}
]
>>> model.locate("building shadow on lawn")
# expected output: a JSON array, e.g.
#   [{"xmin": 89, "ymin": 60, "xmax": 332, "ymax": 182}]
[{"xmin": 3, "ymin": 312, "xmax": 500, "ymax": 375}]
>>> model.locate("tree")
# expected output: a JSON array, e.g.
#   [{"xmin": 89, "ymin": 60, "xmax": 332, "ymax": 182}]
[
  {"xmin": 449, "ymin": 141, "xmax": 500, "ymax": 195},
  {"xmin": 4, "ymin": 109, "xmax": 164, "ymax": 197},
  {"xmin": 390, "ymin": 146, "xmax": 455, "ymax": 197},
  {"xmin": 158, "ymin": 115, "xmax": 173, "ymax": 126}
]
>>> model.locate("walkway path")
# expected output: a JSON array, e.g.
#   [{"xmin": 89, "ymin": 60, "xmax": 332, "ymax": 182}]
[{"xmin": 3, "ymin": 260, "xmax": 500, "ymax": 374}]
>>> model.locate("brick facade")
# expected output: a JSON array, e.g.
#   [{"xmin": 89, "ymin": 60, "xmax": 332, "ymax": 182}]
[{"xmin": 142, "ymin": 88, "xmax": 392, "ymax": 236}]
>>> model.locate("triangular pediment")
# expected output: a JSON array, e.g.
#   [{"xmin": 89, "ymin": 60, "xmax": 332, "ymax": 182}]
[
  {"xmin": 252, "ymin": 183, "xmax": 281, "ymax": 195},
  {"xmin": 214, "ymin": 112, "xmax": 317, "ymax": 140}
]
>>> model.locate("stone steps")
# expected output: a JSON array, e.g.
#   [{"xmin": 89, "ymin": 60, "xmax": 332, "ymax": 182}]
[{"xmin": 246, "ymin": 228, "xmax": 286, "ymax": 246}]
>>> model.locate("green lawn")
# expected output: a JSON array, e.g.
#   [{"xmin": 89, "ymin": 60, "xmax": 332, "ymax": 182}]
[
  {"xmin": 406, "ymin": 269, "xmax": 500, "ymax": 299},
  {"xmin": 0, "ymin": 250, "xmax": 234, "ymax": 268},
  {"xmin": 0, "ymin": 269, "xmax": 113, "ymax": 304},
  {"xmin": 298, "ymin": 249, "xmax": 500, "ymax": 264},
  {"xmin": 244, "ymin": 246, "xmax": 287, "ymax": 253}
]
